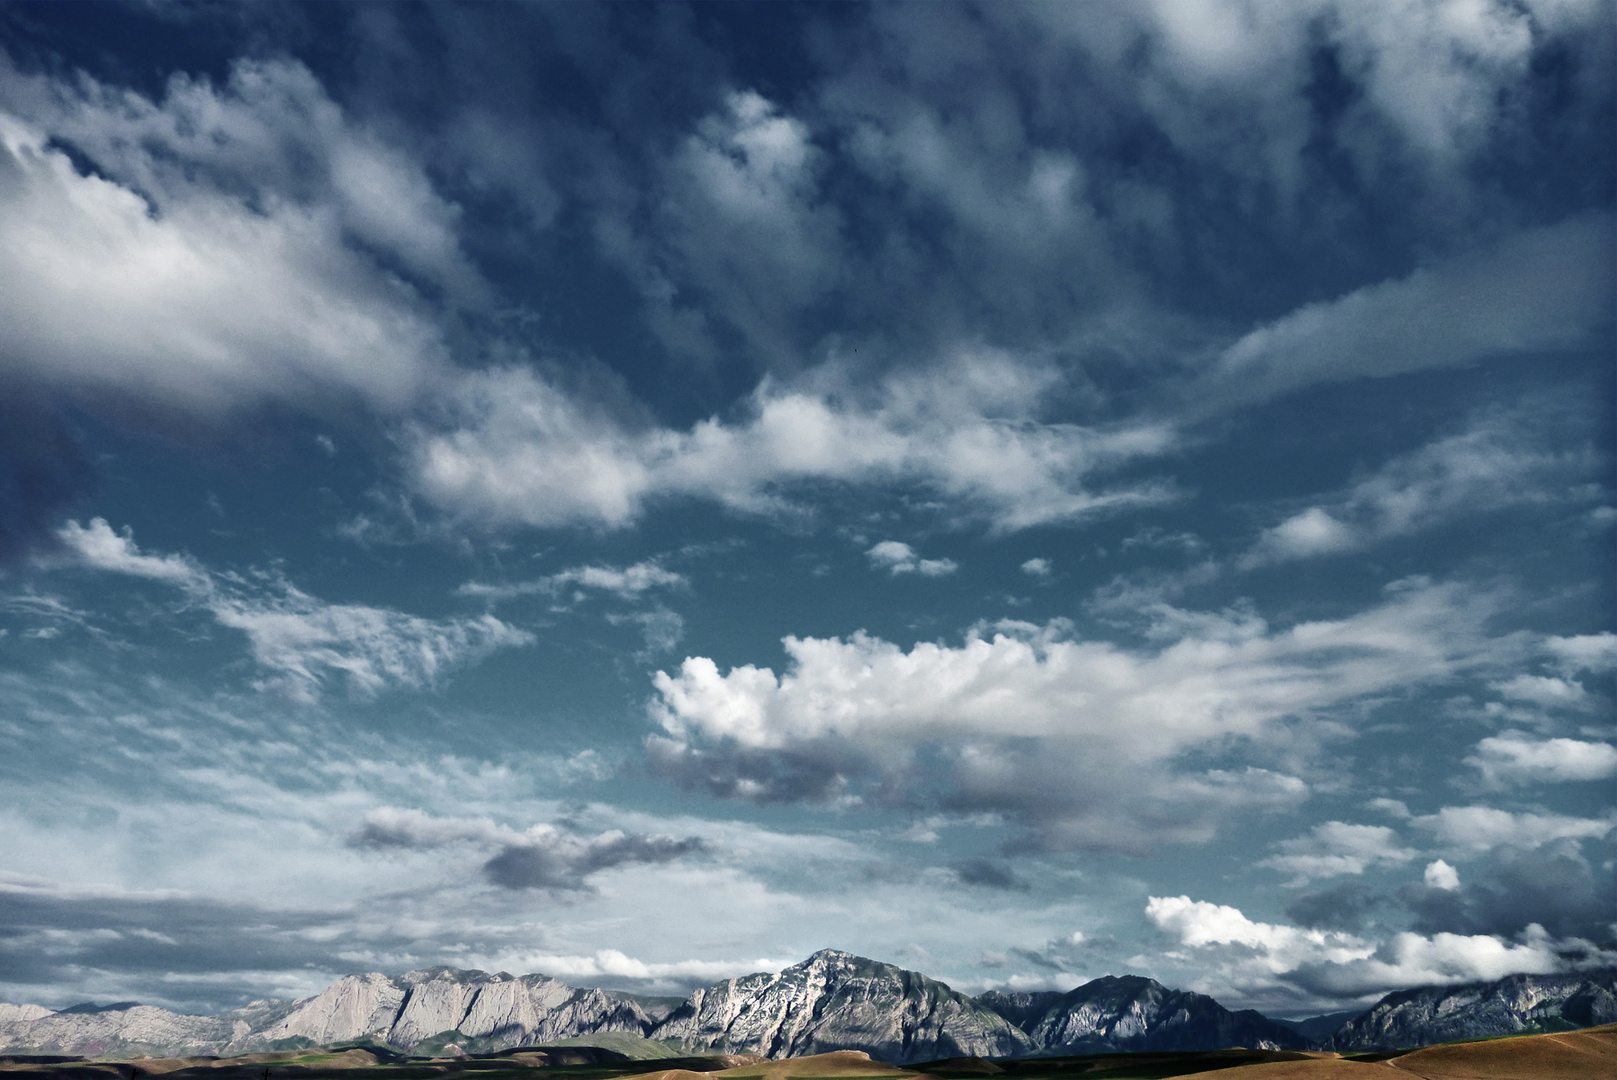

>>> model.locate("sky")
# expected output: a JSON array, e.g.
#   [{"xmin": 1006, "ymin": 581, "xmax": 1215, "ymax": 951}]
[{"xmin": 0, "ymin": 0, "xmax": 1612, "ymax": 1024}]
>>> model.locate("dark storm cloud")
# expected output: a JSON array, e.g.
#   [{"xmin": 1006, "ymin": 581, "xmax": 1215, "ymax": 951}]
[
  {"xmin": 483, "ymin": 832, "xmax": 705, "ymax": 892},
  {"xmin": 0, "ymin": 884, "xmax": 372, "ymax": 1010},
  {"xmin": 350, "ymin": 807, "xmax": 705, "ymax": 893},
  {"xmin": 952, "ymin": 859, "xmax": 1029, "ymax": 892},
  {"xmin": 1284, "ymin": 880, "xmax": 1386, "ymax": 934},
  {"xmin": 1401, "ymin": 838, "xmax": 1617, "ymax": 941}
]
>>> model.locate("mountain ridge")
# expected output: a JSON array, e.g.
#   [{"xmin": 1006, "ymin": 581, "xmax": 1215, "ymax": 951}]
[{"xmin": 2, "ymin": 951, "xmax": 1613, "ymax": 1062}]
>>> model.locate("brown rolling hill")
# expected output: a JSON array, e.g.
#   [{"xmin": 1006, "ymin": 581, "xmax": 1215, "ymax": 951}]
[{"xmin": 1169, "ymin": 1022, "xmax": 1617, "ymax": 1079}]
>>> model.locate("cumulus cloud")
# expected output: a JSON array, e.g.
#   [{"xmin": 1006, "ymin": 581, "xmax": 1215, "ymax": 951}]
[
  {"xmin": 1424, "ymin": 860, "xmax": 1460, "ymax": 890},
  {"xmin": 866, "ymin": 541, "xmax": 957, "ymax": 577},
  {"xmin": 0, "ymin": 60, "xmax": 459, "ymax": 418},
  {"xmin": 1244, "ymin": 406, "xmax": 1601, "ymax": 565},
  {"xmin": 1020, "ymin": 558, "xmax": 1052, "ymax": 578},
  {"xmin": 1259, "ymin": 822, "xmax": 1418, "ymax": 884},
  {"xmin": 1411, "ymin": 805, "xmax": 1615, "ymax": 853},
  {"xmin": 409, "ymin": 353, "xmax": 1175, "ymax": 534},
  {"xmin": 1491, "ymin": 674, "xmax": 1589, "ymax": 708},
  {"xmin": 1466, "ymin": 733, "xmax": 1617, "ymax": 785},
  {"xmin": 1146, "ymin": 894, "xmax": 1611, "ymax": 1007},
  {"xmin": 1402, "ymin": 839, "xmax": 1617, "ymax": 941},
  {"xmin": 1545, "ymin": 632, "xmax": 1617, "ymax": 674},
  {"xmin": 56, "ymin": 519, "xmax": 530, "ymax": 701},
  {"xmin": 351, "ymin": 807, "xmax": 703, "ymax": 892},
  {"xmin": 647, "ymin": 578, "xmax": 1519, "ymax": 851}
]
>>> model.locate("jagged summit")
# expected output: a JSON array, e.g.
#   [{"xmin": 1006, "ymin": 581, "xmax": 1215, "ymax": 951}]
[
  {"xmin": 1329, "ymin": 967, "xmax": 1617, "ymax": 1051},
  {"xmin": 2, "ymin": 957, "xmax": 1614, "ymax": 1062},
  {"xmin": 655, "ymin": 946, "xmax": 1032, "ymax": 1061}
]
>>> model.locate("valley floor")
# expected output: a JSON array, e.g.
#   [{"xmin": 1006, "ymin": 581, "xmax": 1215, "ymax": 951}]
[{"xmin": 3, "ymin": 1026, "xmax": 1615, "ymax": 1080}]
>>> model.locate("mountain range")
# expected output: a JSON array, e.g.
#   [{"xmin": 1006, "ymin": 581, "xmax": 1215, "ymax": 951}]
[{"xmin": 1, "ymin": 951, "xmax": 1613, "ymax": 1062}]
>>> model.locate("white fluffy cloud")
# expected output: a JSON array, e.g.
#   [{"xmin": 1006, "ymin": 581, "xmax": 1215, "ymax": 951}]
[
  {"xmin": 1259, "ymin": 822, "xmax": 1418, "ymax": 884},
  {"xmin": 647, "ymin": 578, "xmax": 1519, "ymax": 850},
  {"xmin": 1424, "ymin": 859, "xmax": 1460, "ymax": 890},
  {"xmin": 56, "ymin": 519, "xmax": 530, "ymax": 701},
  {"xmin": 1466, "ymin": 733, "xmax": 1617, "ymax": 785},
  {"xmin": 1411, "ymin": 805, "xmax": 1616, "ymax": 853},
  {"xmin": 0, "ymin": 59, "xmax": 461, "ymax": 418},
  {"xmin": 1146, "ymin": 894, "xmax": 1603, "ymax": 1005},
  {"xmin": 410, "ymin": 353, "xmax": 1174, "ymax": 533},
  {"xmin": 1544, "ymin": 632, "xmax": 1617, "ymax": 674},
  {"xmin": 866, "ymin": 541, "xmax": 957, "ymax": 577}
]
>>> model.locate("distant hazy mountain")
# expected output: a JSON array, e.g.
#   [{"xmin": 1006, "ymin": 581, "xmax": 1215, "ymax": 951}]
[
  {"xmin": 1329, "ymin": 968, "xmax": 1617, "ymax": 1050},
  {"xmin": 4, "ymin": 953, "xmax": 1615, "ymax": 1061},
  {"xmin": 0, "ymin": 997, "xmax": 295, "ymax": 1058},
  {"xmin": 654, "ymin": 950, "xmax": 1032, "ymax": 1062},
  {"xmin": 979, "ymin": 974, "xmax": 1307, "ymax": 1053}
]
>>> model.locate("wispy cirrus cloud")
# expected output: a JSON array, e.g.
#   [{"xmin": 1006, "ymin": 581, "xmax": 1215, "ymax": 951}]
[
  {"xmin": 459, "ymin": 560, "xmax": 687, "ymax": 603},
  {"xmin": 55, "ymin": 519, "xmax": 530, "ymax": 702},
  {"xmin": 1243, "ymin": 403, "xmax": 1603, "ymax": 566}
]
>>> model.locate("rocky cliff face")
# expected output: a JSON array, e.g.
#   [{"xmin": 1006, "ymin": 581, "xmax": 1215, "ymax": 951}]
[
  {"xmin": 0, "ymin": 969, "xmax": 668, "ymax": 1058},
  {"xmin": 981, "ymin": 975, "xmax": 1306, "ymax": 1053},
  {"xmin": 6, "ymin": 956, "xmax": 1616, "ymax": 1061},
  {"xmin": 259, "ymin": 967, "xmax": 669, "ymax": 1051},
  {"xmin": 0, "ymin": 999, "xmax": 295, "ymax": 1057},
  {"xmin": 1329, "ymin": 968, "xmax": 1617, "ymax": 1051},
  {"xmin": 654, "ymin": 950, "xmax": 1032, "ymax": 1063}
]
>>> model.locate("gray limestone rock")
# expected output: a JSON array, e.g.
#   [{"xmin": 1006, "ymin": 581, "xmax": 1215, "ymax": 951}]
[
  {"xmin": 649, "ymin": 949, "xmax": 1033, "ymax": 1063},
  {"xmin": 1328, "ymin": 968, "xmax": 1617, "ymax": 1051}
]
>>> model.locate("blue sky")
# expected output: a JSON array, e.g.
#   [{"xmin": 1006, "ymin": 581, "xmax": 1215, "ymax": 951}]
[{"xmin": 0, "ymin": 0, "xmax": 1612, "ymax": 1023}]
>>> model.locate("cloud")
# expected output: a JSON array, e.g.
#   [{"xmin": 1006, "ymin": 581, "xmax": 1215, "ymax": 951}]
[
  {"xmin": 55, "ymin": 519, "xmax": 204, "ymax": 585},
  {"xmin": 1545, "ymin": 632, "xmax": 1617, "ymax": 674},
  {"xmin": 460, "ymin": 561, "xmax": 687, "ymax": 602},
  {"xmin": 1259, "ymin": 822, "xmax": 1418, "ymax": 884},
  {"xmin": 56, "ymin": 519, "xmax": 530, "ymax": 701},
  {"xmin": 1283, "ymin": 880, "xmax": 1384, "ymax": 933},
  {"xmin": 1423, "ymin": 860, "xmax": 1460, "ymax": 890},
  {"xmin": 1491, "ymin": 674, "xmax": 1589, "ymax": 707},
  {"xmin": 1411, "ymin": 805, "xmax": 1615, "ymax": 853},
  {"xmin": 409, "ymin": 353, "xmax": 1175, "ymax": 534},
  {"xmin": 1199, "ymin": 216, "xmax": 1614, "ymax": 413},
  {"xmin": 953, "ymin": 859, "xmax": 1029, "ymax": 892},
  {"xmin": 0, "ymin": 61, "xmax": 458, "ymax": 418},
  {"xmin": 351, "ymin": 807, "xmax": 704, "ymax": 892},
  {"xmin": 1244, "ymin": 405, "xmax": 1602, "ymax": 565},
  {"xmin": 647, "ymin": 578, "xmax": 1518, "ymax": 851},
  {"xmin": 1146, "ymin": 894, "xmax": 1612, "ymax": 1007},
  {"xmin": 1466, "ymin": 733, "xmax": 1617, "ymax": 785},
  {"xmin": 866, "ymin": 541, "xmax": 957, "ymax": 577},
  {"xmin": 478, "ymin": 949, "xmax": 787, "ymax": 988},
  {"xmin": 609, "ymin": 607, "xmax": 686, "ymax": 656},
  {"xmin": 1402, "ymin": 840, "xmax": 1616, "ymax": 940},
  {"xmin": 1020, "ymin": 558, "xmax": 1052, "ymax": 578}
]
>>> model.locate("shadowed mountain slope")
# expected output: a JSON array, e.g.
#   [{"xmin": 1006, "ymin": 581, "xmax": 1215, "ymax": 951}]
[{"xmin": 1328, "ymin": 967, "xmax": 1617, "ymax": 1051}]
